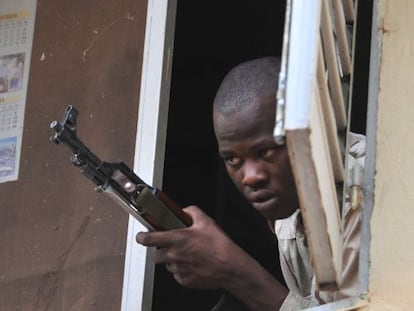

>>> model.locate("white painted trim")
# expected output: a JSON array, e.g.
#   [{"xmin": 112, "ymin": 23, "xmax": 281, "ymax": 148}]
[
  {"xmin": 121, "ymin": 0, "xmax": 177, "ymax": 310},
  {"xmin": 285, "ymin": 0, "xmax": 321, "ymax": 130}
]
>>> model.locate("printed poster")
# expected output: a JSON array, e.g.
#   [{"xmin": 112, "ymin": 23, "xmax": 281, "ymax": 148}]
[{"xmin": 0, "ymin": 0, "xmax": 36, "ymax": 183}]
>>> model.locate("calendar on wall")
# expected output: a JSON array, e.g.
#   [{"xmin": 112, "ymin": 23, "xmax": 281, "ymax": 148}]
[{"xmin": 0, "ymin": 1, "xmax": 36, "ymax": 183}]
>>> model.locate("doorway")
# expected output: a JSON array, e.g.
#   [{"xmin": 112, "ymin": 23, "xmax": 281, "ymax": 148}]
[{"xmin": 155, "ymin": 1, "xmax": 287, "ymax": 310}]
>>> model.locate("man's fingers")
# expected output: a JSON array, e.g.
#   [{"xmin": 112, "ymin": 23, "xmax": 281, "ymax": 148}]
[
  {"xmin": 136, "ymin": 231, "xmax": 172, "ymax": 248},
  {"xmin": 153, "ymin": 247, "xmax": 169, "ymax": 264},
  {"xmin": 182, "ymin": 205, "xmax": 209, "ymax": 223}
]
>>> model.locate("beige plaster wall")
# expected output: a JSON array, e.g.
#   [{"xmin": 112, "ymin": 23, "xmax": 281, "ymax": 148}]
[{"xmin": 369, "ymin": 0, "xmax": 414, "ymax": 309}]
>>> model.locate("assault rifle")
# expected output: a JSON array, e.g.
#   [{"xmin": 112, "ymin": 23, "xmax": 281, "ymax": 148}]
[
  {"xmin": 50, "ymin": 106, "xmax": 246, "ymax": 310},
  {"xmin": 50, "ymin": 105, "xmax": 192, "ymax": 231}
]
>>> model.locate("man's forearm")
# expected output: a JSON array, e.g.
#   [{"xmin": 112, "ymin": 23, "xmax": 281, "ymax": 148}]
[{"xmin": 220, "ymin": 247, "xmax": 288, "ymax": 310}]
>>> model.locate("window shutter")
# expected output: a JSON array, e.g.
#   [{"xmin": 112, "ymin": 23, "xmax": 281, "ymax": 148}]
[{"xmin": 275, "ymin": 0, "xmax": 356, "ymax": 290}]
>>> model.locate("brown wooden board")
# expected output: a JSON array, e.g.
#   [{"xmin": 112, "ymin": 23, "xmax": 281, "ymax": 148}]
[{"xmin": 0, "ymin": 0, "xmax": 147, "ymax": 310}]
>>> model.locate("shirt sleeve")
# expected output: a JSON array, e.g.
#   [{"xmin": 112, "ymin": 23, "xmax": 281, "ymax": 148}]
[
  {"xmin": 338, "ymin": 132, "xmax": 365, "ymax": 299},
  {"xmin": 319, "ymin": 132, "xmax": 365, "ymax": 302},
  {"xmin": 279, "ymin": 291, "xmax": 318, "ymax": 310}
]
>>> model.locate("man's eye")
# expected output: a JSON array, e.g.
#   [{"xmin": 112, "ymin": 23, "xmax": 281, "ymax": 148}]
[
  {"xmin": 259, "ymin": 148, "xmax": 276, "ymax": 159},
  {"xmin": 225, "ymin": 156, "xmax": 240, "ymax": 166}
]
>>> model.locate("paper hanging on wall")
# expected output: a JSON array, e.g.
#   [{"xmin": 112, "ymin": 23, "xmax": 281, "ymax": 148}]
[{"xmin": 0, "ymin": 0, "xmax": 36, "ymax": 183}]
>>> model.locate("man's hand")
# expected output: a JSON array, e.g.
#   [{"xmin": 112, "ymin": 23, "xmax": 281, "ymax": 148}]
[
  {"xmin": 136, "ymin": 205, "xmax": 288, "ymax": 310},
  {"xmin": 136, "ymin": 205, "xmax": 238, "ymax": 289}
]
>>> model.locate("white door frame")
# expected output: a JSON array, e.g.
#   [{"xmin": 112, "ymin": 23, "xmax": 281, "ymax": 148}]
[{"xmin": 121, "ymin": 0, "xmax": 177, "ymax": 310}]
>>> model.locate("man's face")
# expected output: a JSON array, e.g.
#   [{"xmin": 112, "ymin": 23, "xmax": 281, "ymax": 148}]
[{"xmin": 213, "ymin": 94, "xmax": 298, "ymax": 221}]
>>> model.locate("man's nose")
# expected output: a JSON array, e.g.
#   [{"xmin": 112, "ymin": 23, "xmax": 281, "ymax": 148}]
[{"xmin": 241, "ymin": 160, "xmax": 266, "ymax": 188}]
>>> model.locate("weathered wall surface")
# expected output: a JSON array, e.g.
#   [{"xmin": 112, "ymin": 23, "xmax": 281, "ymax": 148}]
[
  {"xmin": 0, "ymin": 1, "xmax": 147, "ymax": 310},
  {"xmin": 370, "ymin": 0, "xmax": 414, "ymax": 309}
]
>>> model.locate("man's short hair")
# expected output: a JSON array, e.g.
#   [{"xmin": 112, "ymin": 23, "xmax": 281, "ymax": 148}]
[{"xmin": 214, "ymin": 57, "xmax": 281, "ymax": 115}]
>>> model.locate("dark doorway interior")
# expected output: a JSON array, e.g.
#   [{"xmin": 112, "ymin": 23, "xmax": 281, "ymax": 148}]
[
  {"xmin": 154, "ymin": 1, "xmax": 287, "ymax": 310},
  {"xmin": 350, "ymin": 0, "xmax": 373, "ymax": 134}
]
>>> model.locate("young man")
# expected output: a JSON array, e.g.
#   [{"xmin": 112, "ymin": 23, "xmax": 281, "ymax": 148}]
[{"xmin": 136, "ymin": 57, "xmax": 361, "ymax": 310}]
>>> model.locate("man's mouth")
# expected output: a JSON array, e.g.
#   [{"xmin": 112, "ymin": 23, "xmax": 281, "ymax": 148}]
[{"xmin": 250, "ymin": 195, "xmax": 277, "ymax": 212}]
